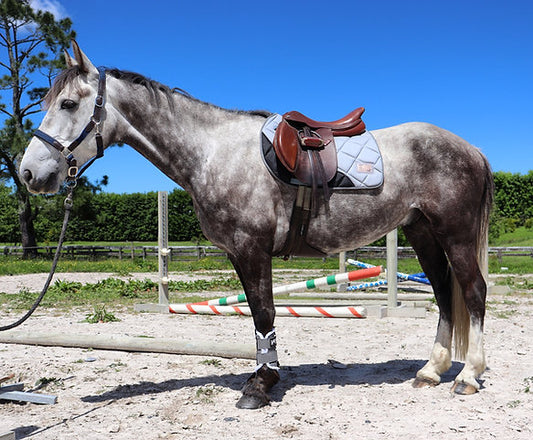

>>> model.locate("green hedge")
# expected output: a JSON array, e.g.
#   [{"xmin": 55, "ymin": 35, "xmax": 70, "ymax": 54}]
[
  {"xmin": 0, "ymin": 186, "xmax": 202, "ymax": 244},
  {"xmin": 493, "ymin": 171, "xmax": 533, "ymax": 222},
  {"xmin": 490, "ymin": 171, "xmax": 533, "ymax": 239}
]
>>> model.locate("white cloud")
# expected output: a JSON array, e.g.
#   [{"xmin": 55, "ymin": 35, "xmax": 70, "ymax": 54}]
[{"xmin": 29, "ymin": 0, "xmax": 68, "ymax": 18}]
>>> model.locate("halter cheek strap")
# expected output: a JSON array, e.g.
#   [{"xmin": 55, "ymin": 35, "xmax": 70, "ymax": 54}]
[{"xmin": 34, "ymin": 66, "xmax": 107, "ymax": 181}]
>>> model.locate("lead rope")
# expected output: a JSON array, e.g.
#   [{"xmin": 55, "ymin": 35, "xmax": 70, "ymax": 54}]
[{"xmin": 0, "ymin": 183, "xmax": 75, "ymax": 331}]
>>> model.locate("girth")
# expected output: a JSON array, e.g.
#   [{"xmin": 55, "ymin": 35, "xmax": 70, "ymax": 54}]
[{"xmin": 276, "ymin": 186, "xmax": 327, "ymax": 259}]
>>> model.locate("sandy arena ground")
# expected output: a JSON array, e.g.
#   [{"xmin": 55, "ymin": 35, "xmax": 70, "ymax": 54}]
[{"xmin": 0, "ymin": 271, "xmax": 532, "ymax": 439}]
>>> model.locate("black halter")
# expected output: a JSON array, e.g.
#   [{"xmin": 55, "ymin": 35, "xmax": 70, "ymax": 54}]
[{"xmin": 34, "ymin": 66, "xmax": 107, "ymax": 181}]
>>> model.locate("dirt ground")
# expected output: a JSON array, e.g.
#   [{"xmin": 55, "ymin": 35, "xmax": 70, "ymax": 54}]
[{"xmin": 0, "ymin": 271, "xmax": 532, "ymax": 440}]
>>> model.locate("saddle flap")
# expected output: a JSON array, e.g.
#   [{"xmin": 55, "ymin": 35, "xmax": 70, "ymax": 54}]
[
  {"xmin": 293, "ymin": 127, "xmax": 337, "ymax": 185},
  {"xmin": 273, "ymin": 118, "xmax": 300, "ymax": 173},
  {"xmin": 273, "ymin": 116, "xmax": 338, "ymax": 185}
]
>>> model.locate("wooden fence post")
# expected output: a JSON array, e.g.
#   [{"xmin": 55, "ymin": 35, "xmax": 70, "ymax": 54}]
[
  {"xmin": 386, "ymin": 229, "xmax": 398, "ymax": 308},
  {"xmin": 339, "ymin": 251, "xmax": 346, "ymax": 273},
  {"xmin": 158, "ymin": 191, "xmax": 169, "ymax": 306}
]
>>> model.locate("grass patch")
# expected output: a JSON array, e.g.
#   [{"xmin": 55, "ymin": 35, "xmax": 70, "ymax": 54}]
[
  {"xmin": 85, "ymin": 305, "xmax": 120, "ymax": 323},
  {"xmin": 494, "ymin": 276, "xmax": 533, "ymax": 292},
  {"xmin": 488, "ymin": 256, "xmax": 533, "ymax": 274},
  {"xmin": 194, "ymin": 384, "xmax": 222, "ymax": 403},
  {"xmin": 200, "ymin": 359, "xmax": 223, "ymax": 368},
  {"xmin": 0, "ymin": 256, "xmax": 239, "ymax": 276},
  {"xmin": 0, "ymin": 275, "xmax": 243, "ymax": 311},
  {"xmin": 0, "ymin": 256, "xmax": 156, "ymax": 276},
  {"xmin": 490, "ymin": 226, "xmax": 533, "ymax": 247},
  {"xmin": 507, "ymin": 399, "xmax": 521, "ymax": 408},
  {"xmin": 524, "ymin": 377, "xmax": 533, "ymax": 393},
  {"xmin": 493, "ymin": 309, "xmax": 517, "ymax": 319},
  {"xmin": 34, "ymin": 377, "xmax": 64, "ymax": 390},
  {"xmin": 167, "ymin": 276, "xmax": 242, "ymax": 292}
]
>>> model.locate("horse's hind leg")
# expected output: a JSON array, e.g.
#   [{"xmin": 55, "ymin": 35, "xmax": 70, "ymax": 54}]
[
  {"xmin": 405, "ymin": 215, "xmax": 487, "ymax": 394},
  {"xmin": 403, "ymin": 218, "xmax": 454, "ymax": 387},
  {"xmin": 228, "ymin": 251, "xmax": 280, "ymax": 409},
  {"xmin": 445, "ymin": 243, "xmax": 487, "ymax": 394}
]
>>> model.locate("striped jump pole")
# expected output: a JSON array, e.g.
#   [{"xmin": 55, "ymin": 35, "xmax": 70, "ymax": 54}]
[
  {"xmin": 347, "ymin": 259, "xmax": 430, "ymax": 285},
  {"xmin": 274, "ymin": 266, "xmax": 382, "ymax": 294},
  {"xmin": 395, "ymin": 272, "xmax": 430, "ymax": 285},
  {"xmin": 192, "ymin": 266, "xmax": 382, "ymax": 307},
  {"xmin": 169, "ymin": 303, "xmax": 367, "ymax": 318}
]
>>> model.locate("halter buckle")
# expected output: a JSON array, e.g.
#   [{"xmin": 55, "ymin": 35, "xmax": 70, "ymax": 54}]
[{"xmin": 67, "ymin": 166, "xmax": 79, "ymax": 178}]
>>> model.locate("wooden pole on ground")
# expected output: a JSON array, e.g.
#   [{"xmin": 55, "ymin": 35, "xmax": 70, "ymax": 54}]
[
  {"xmin": 0, "ymin": 331, "xmax": 255, "ymax": 360},
  {"xmin": 0, "ymin": 431, "xmax": 15, "ymax": 440}
]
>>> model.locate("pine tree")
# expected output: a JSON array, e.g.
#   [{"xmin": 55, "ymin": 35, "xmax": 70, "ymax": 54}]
[{"xmin": 0, "ymin": 0, "xmax": 75, "ymax": 256}]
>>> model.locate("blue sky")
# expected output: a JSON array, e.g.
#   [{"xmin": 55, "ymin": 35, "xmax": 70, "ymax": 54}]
[{"xmin": 31, "ymin": 0, "xmax": 533, "ymax": 193}]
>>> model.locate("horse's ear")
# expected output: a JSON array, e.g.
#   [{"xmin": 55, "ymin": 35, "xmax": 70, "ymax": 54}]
[
  {"xmin": 71, "ymin": 40, "xmax": 96, "ymax": 74},
  {"xmin": 64, "ymin": 48, "xmax": 76, "ymax": 68}
]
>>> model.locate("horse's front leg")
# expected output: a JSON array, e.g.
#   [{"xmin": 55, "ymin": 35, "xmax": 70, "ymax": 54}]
[{"xmin": 228, "ymin": 252, "xmax": 280, "ymax": 409}]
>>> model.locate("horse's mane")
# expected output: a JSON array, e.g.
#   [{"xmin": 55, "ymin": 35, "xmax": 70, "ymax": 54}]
[
  {"xmin": 46, "ymin": 66, "xmax": 271, "ymax": 118},
  {"xmin": 106, "ymin": 68, "xmax": 182, "ymax": 107}
]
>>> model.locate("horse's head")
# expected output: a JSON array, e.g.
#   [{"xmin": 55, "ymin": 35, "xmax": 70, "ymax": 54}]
[{"xmin": 20, "ymin": 41, "xmax": 106, "ymax": 194}]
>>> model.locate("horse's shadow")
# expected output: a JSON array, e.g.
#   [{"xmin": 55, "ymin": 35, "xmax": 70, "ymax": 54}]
[{"xmin": 81, "ymin": 359, "xmax": 465, "ymax": 403}]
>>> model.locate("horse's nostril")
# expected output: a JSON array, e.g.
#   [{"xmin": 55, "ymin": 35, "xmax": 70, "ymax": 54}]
[{"xmin": 22, "ymin": 169, "xmax": 33, "ymax": 182}]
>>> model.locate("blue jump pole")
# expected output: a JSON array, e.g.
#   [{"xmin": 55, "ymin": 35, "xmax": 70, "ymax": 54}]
[{"xmin": 347, "ymin": 259, "xmax": 430, "ymax": 285}]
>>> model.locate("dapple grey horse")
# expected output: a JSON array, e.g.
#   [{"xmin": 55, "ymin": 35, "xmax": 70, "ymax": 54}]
[{"xmin": 19, "ymin": 42, "xmax": 493, "ymax": 409}]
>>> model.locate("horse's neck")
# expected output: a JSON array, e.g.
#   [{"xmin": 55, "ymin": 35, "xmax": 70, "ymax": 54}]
[{"xmin": 109, "ymin": 84, "xmax": 259, "ymax": 192}]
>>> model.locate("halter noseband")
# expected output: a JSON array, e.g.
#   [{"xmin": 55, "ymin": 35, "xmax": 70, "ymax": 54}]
[{"xmin": 34, "ymin": 66, "xmax": 107, "ymax": 182}]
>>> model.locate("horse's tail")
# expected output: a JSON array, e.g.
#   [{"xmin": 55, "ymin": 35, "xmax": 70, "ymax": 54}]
[{"xmin": 452, "ymin": 153, "xmax": 494, "ymax": 360}]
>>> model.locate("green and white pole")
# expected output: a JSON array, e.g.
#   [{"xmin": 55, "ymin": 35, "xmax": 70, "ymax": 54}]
[{"xmin": 192, "ymin": 266, "xmax": 382, "ymax": 306}]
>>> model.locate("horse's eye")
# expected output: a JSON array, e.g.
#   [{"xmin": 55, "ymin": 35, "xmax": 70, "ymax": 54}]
[{"xmin": 60, "ymin": 99, "xmax": 77, "ymax": 110}]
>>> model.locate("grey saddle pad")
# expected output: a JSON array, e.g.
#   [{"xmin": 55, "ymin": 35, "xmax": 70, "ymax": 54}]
[{"xmin": 261, "ymin": 113, "xmax": 384, "ymax": 189}]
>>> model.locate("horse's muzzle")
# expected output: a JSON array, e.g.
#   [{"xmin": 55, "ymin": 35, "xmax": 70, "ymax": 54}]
[{"xmin": 20, "ymin": 166, "xmax": 60, "ymax": 194}]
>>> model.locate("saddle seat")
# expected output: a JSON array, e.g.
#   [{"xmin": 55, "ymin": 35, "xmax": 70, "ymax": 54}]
[{"xmin": 283, "ymin": 107, "xmax": 366, "ymax": 137}]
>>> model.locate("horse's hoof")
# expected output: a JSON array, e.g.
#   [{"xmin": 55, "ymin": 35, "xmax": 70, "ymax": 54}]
[
  {"xmin": 412, "ymin": 377, "xmax": 439, "ymax": 388},
  {"xmin": 236, "ymin": 394, "xmax": 269, "ymax": 410},
  {"xmin": 451, "ymin": 382, "xmax": 478, "ymax": 395}
]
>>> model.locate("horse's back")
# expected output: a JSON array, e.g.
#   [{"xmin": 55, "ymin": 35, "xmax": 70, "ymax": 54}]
[
  {"xmin": 372, "ymin": 121, "xmax": 478, "ymax": 154},
  {"xmin": 372, "ymin": 121, "xmax": 489, "ymax": 185}
]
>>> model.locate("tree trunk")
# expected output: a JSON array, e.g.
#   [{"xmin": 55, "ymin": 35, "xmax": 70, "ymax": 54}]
[
  {"xmin": 17, "ymin": 190, "xmax": 38, "ymax": 259},
  {"xmin": 1, "ymin": 149, "xmax": 39, "ymax": 258}
]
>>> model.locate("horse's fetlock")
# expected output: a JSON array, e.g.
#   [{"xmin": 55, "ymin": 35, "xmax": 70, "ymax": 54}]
[{"xmin": 416, "ymin": 365, "xmax": 442, "ymax": 385}]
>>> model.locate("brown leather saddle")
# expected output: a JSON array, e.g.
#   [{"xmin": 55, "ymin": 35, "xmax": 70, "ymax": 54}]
[
  {"xmin": 271, "ymin": 108, "xmax": 366, "ymax": 258},
  {"xmin": 273, "ymin": 107, "xmax": 366, "ymax": 196}
]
